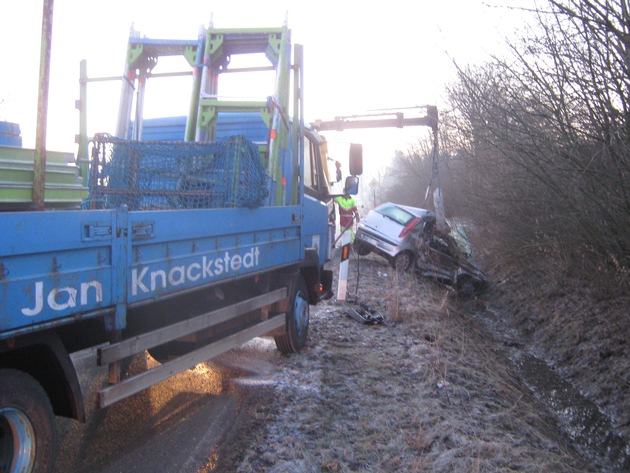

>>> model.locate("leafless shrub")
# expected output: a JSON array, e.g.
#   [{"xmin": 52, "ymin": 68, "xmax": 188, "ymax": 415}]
[{"xmin": 433, "ymin": 0, "xmax": 630, "ymax": 291}]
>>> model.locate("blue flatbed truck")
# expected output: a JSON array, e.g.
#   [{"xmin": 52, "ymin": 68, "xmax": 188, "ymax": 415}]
[{"xmin": 0, "ymin": 24, "xmax": 361, "ymax": 472}]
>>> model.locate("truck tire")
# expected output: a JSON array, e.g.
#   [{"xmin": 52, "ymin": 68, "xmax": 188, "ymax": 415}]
[
  {"xmin": 274, "ymin": 275, "xmax": 309, "ymax": 354},
  {"xmin": 0, "ymin": 369, "xmax": 56, "ymax": 473}
]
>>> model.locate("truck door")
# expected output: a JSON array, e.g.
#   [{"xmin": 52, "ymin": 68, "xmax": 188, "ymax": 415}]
[
  {"xmin": 303, "ymin": 133, "xmax": 330, "ymax": 200},
  {"xmin": 301, "ymin": 131, "xmax": 334, "ymax": 264}
]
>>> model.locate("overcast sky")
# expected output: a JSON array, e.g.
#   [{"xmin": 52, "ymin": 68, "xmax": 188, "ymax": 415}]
[{"xmin": 0, "ymin": 0, "xmax": 529, "ymax": 176}]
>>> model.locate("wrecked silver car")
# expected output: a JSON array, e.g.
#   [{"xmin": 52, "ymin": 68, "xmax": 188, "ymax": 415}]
[
  {"xmin": 415, "ymin": 217, "xmax": 487, "ymax": 296},
  {"xmin": 354, "ymin": 202, "xmax": 487, "ymax": 296},
  {"xmin": 354, "ymin": 202, "xmax": 431, "ymax": 271}
]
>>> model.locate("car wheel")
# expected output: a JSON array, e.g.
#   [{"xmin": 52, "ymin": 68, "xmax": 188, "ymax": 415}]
[
  {"xmin": 393, "ymin": 251, "xmax": 414, "ymax": 272},
  {"xmin": 354, "ymin": 241, "xmax": 371, "ymax": 256}
]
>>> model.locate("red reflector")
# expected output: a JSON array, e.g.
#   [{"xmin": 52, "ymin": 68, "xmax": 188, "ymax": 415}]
[
  {"xmin": 399, "ymin": 217, "xmax": 421, "ymax": 238},
  {"xmin": 282, "ymin": 176, "xmax": 287, "ymax": 186},
  {"xmin": 270, "ymin": 129, "xmax": 277, "ymax": 140}
]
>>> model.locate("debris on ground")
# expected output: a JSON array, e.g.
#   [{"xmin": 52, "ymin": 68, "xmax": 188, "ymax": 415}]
[{"xmin": 343, "ymin": 301, "xmax": 386, "ymax": 325}]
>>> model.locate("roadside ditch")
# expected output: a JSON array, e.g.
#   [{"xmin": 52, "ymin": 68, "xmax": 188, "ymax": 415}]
[{"xmin": 218, "ymin": 252, "xmax": 629, "ymax": 472}]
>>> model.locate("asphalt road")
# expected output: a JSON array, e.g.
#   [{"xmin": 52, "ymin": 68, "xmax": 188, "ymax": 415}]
[{"xmin": 53, "ymin": 338, "xmax": 280, "ymax": 473}]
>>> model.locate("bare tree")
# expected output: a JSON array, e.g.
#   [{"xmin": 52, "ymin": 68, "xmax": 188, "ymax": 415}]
[{"xmin": 443, "ymin": 0, "xmax": 630, "ymax": 283}]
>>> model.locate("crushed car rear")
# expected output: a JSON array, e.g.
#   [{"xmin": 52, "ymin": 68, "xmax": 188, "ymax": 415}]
[{"xmin": 354, "ymin": 202, "xmax": 487, "ymax": 296}]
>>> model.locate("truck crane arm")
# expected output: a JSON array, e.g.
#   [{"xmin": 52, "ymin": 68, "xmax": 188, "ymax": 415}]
[
  {"xmin": 311, "ymin": 106, "xmax": 438, "ymax": 133},
  {"xmin": 312, "ymin": 105, "xmax": 445, "ymax": 229}
]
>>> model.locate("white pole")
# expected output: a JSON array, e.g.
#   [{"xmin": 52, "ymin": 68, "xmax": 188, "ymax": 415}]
[{"xmin": 336, "ymin": 230, "xmax": 351, "ymax": 301}]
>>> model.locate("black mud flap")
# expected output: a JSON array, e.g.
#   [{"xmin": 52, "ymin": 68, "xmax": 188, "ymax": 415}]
[{"xmin": 320, "ymin": 269, "xmax": 334, "ymax": 300}]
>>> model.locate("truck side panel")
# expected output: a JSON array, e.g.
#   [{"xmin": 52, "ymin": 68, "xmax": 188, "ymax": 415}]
[
  {"xmin": 1, "ymin": 210, "xmax": 117, "ymax": 334},
  {"xmin": 127, "ymin": 206, "xmax": 302, "ymax": 306},
  {"xmin": 1, "ymin": 205, "xmax": 303, "ymax": 338}
]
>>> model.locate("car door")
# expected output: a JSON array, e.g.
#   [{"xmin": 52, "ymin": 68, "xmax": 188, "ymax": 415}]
[{"xmin": 416, "ymin": 230, "xmax": 459, "ymax": 282}]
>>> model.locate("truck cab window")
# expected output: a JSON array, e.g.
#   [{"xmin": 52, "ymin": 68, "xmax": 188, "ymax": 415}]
[{"xmin": 303, "ymin": 136, "xmax": 326, "ymax": 198}]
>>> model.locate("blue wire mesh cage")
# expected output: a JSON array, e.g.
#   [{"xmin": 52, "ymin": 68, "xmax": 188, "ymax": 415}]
[{"xmin": 85, "ymin": 134, "xmax": 268, "ymax": 210}]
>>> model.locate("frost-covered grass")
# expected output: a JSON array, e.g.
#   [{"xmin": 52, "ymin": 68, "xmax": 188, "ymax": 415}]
[{"xmin": 232, "ymin": 254, "xmax": 593, "ymax": 473}]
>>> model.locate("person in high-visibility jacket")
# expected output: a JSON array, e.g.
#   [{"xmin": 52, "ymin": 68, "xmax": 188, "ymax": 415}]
[{"xmin": 335, "ymin": 192, "xmax": 359, "ymax": 242}]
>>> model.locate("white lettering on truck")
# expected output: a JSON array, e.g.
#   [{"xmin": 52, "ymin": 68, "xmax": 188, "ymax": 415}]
[
  {"xmin": 22, "ymin": 280, "xmax": 103, "ymax": 317},
  {"xmin": 20, "ymin": 247, "xmax": 260, "ymax": 316},
  {"xmin": 131, "ymin": 247, "xmax": 260, "ymax": 296}
]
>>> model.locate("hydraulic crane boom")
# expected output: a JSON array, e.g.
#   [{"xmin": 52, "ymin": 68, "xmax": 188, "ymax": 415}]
[
  {"xmin": 312, "ymin": 106, "xmax": 438, "ymax": 133},
  {"xmin": 312, "ymin": 106, "xmax": 445, "ymax": 229}
]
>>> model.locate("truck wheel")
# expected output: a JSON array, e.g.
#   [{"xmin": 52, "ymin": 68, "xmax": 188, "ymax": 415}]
[
  {"xmin": 274, "ymin": 276, "xmax": 309, "ymax": 354},
  {"xmin": 0, "ymin": 369, "xmax": 56, "ymax": 473}
]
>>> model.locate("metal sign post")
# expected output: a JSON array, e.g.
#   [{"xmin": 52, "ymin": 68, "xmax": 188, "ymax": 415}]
[
  {"xmin": 369, "ymin": 178, "xmax": 377, "ymax": 207},
  {"xmin": 33, "ymin": 0, "xmax": 55, "ymax": 210}
]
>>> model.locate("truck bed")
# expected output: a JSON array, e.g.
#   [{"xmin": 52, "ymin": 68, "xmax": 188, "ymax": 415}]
[{"xmin": 0, "ymin": 205, "xmax": 302, "ymax": 339}]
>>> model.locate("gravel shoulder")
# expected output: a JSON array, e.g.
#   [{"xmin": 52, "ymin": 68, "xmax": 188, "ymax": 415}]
[{"xmin": 213, "ymin": 253, "xmax": 605, "ymax": 472}]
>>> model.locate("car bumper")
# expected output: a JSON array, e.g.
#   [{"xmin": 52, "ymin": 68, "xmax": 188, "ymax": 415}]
[{"xmin": 355, "ymin": 228, "xmax": 401, "ymax": 259}]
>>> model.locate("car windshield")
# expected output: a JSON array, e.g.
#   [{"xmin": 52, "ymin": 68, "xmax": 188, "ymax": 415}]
[{"xmin": 376, "ymin": 204, "xmax": 416, "ymax": 226}]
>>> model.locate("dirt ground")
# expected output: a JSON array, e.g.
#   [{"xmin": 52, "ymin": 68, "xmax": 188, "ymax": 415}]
[{"xmin": 212, "ymin": 251, "xmax": 630, "ymax": 472}]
